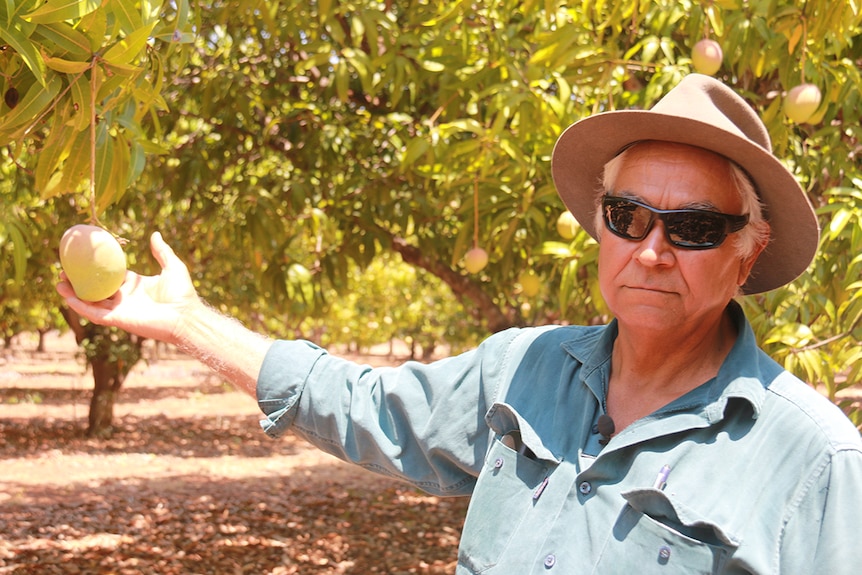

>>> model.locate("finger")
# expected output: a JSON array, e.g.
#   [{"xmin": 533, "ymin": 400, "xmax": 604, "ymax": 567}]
[
  {"xmin": 56, "ymin": 279, "xmax": 75, "ymax": 299},
  {"xmin": 150, "ymin": 231, "xmax": 181, "ymax": 271},
  {"xmin": 61, "ymin": 290, "xmax": 117, "ymax": 326},
  {"xmin": 113, "ymin": 270, "xmax": 134, "ymax": 295}
]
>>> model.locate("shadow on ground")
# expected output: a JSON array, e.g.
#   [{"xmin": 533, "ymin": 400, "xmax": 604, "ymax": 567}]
[
  {"xmin": 0, "ymin": 470, "xmax": 469, "ymax": 574},
  {"xmin": 0, "ymin": 413, "xmax": 293, "ymax": 459},
  {"xmin": 1, "ymin": 413, "xmax": 470, "ymax": 574}
]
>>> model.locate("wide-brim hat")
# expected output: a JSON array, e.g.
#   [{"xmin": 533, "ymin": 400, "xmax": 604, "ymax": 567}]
[{"xmin": 551, "ymin": 73, "xmax": 819, "ymax": 294}]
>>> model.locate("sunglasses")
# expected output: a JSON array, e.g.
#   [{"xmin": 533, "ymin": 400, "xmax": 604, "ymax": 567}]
[{"xmin": 601, "ymin": 195, "xmax": 749, "ymax": 250}]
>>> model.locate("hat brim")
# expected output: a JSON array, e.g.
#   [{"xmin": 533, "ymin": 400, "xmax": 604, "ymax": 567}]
[{"xmin": 551, "ymin": 110, "xmax": 820, "ymax": 294}]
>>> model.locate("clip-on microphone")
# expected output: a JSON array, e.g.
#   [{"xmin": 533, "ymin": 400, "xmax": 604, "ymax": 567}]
[{"xmin": 596, "ymin": 413, "xmax": 615, "ymax": 445}]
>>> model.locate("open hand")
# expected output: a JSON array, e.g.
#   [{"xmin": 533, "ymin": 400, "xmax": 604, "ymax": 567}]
[{"xmin": 57, "ymin": 232, "xmax": 201, "ymax": 345}]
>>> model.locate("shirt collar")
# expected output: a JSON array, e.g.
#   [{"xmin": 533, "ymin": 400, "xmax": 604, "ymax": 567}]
[
  {"xmin": 709, "ymin": 300, "xmax": 773, "ymax": 420},
  {"xmin": 560, "ymin": 301, "xmax": 772, "ymax": 423}
]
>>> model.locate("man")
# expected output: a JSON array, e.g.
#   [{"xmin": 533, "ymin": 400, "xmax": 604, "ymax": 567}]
[{"xmin": 58, "ymin": 74, "xmax": 862, "ymax": 574}]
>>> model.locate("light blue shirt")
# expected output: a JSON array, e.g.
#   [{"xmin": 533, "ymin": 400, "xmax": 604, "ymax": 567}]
[{"xmin": 257, "ymin": 302, "xmax": 862, "ymax": 574}]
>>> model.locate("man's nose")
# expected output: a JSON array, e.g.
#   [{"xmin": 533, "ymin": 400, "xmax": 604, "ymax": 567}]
[{"xmin": 634, "ymin": 220, "xmax": 675, "ymax": 266}]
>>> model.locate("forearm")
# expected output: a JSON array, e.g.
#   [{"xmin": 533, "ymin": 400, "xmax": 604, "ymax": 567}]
[{"xmin": 173, "ymin": 300, "xmax": 273, "ymax": 397}]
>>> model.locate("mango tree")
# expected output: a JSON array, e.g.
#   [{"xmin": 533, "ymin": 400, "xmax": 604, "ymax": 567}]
[
  {"xmin": 0, "ymin": 0, "xmax": 195, "ymax": 436},
  {"xmin": 2, "ymin": 0, "xmax": 860, "ymax": 434},
  {"xmin": 137, "ymin": 0, "xmax": 860, "ymax": 421}
]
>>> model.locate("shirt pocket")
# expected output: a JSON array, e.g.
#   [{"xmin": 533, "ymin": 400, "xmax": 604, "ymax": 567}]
[
  {"xmin": 458, "ymin": 403, "xmax": 561, "ymax": 574},
  {"xmin": 595, "ymin": 488, "xmax": 740, "ymax": 575}
]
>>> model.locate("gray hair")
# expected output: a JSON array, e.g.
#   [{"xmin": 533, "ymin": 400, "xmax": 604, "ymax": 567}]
[{"xmin": 597, "ymin": 143, "xmax": 770, "ymax": 260}]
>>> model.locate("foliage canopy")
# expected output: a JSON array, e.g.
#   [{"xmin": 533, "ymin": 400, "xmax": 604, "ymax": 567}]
[{"xmin": 1, "ymin": 0, "xmax": 860, "ymax": 426}]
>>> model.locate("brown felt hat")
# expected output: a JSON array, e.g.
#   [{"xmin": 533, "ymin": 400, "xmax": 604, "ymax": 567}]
[{"xmin": 551, "ymin": 73, "xmax": 819, "ymax": 294}]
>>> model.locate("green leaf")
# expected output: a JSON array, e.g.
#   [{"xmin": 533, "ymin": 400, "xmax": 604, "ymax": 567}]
[
  {"xmin": 335, "ymin": 59, "xmax": 349, "ymax": 103},
  {"xmin": 438, "ymin": 119, "xmax": 484, "ymax": 138},
  {"xmin": 528, "ymin": 27, "xmax": 580, "ymax": 67},
  {"xmin": 0, "ymin": 74, "xmax": 61, "ymax": 139},
  {"xmin": 108, "ymin": 0, "xmax": 143, "ymax": 35},
  {"xmin": 96, "ymin": 131, "xmax": 133, "ymax": 213},
  {"xmin": 92, "ymin": 123, "xmax": 114, "ymax": 210},
  {"xmin": 33, "ymin": 22, "xmax": 92, "ymax": 57},
  {"xmin": 0, "ymin": 0, "xmax": 10, "ymax": 27},
  {"xmin": 79, "ymin": 7, "xmax": 107, "ymax": 52},
  {"xmin": 0, "ymin": 16, "xmax": 46, "ymax": 86},
  {"xmin": 541, "ymin": 241, "xmax": 576, "ymax": 258},
  {"xmin": 127, "ymin": 139, "xmax": 146, "ymax": 184},
  {"xmin": 825, "ymin": 208, "xmax": 853, "ymax": 241},
  {"xmin": 0, "ymin": 217, "xmax": 28, "ymax": 285},
  {"xmin": 173, "ymin": 0, "xmax": 190, "ymax": 28},
  {"xmin": 419, "ymin": 59, "xmax": 445, "ymax": 72},
  {"xmin": 763, "ymin": 323, "xmax": 815, "ymax": 347},
  {"xmin": 343, "ymin": 47, "xmax": 374, "ymax": 95},
  {"xmin": 401, "ymin": 138, "xmax": 429, "ymax": 168},
  {"xmin": 34, "ymin": 99, "xmax": 76, "ymax": 194},
  {"xmin": 43, "ymin": 54, "xmax": 91, "ymax": 74},
  {"xmin": 68, "ymin": 71, "xmax": 92, "ymax": 132},
  {"xmin": 23, "ymin": 0, "xmax": 101, "ymax": 24},
  {"xmin": 101, "ymin": 21, "xmax": 157, "ymax": 67},
  {"xmin": 48, "ymin": 128, "xmax": 91, "ymax": 198}
]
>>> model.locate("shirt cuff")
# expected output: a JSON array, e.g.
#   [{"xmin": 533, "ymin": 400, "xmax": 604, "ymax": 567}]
[{"xmin": 257, "ymin": 339, "xmax": 327, "ymax": 438}]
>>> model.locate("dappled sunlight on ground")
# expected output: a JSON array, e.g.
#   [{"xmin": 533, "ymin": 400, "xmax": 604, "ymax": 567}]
[{"xmin": 0, "ymin": 333, "xmax": 468, "ymax": 574}]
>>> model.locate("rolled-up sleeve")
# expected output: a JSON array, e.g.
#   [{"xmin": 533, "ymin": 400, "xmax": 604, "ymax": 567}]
[{"xmin": 257, "ymin": 339, "xmax": 328, "ymax": 438}]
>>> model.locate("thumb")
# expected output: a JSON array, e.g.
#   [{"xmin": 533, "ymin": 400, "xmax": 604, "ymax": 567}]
[{"xmin": 150, "ymin": 231, "xmax": 182, "ymax": 271}]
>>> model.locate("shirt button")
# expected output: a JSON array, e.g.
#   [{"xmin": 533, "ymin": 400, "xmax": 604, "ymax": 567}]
[
  {"xmin": 658, "ymin": 545, "xmax": 671, "ymax": 563},
  {"xmin": 578, "ymin": 481, "xmax": 592, "ymax": 495},
  {"xmin": 543, "ymin": 553, "xmax": 556, "ymax": 569},
  {"xmin": 493, "ymin": 457, "xmax": 504, "ymax": 469}
]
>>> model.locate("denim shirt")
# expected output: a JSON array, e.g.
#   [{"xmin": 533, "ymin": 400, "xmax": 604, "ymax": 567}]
[{"xmin": 257, "ymin": 303, "xmax": 862, "ymax": 574}]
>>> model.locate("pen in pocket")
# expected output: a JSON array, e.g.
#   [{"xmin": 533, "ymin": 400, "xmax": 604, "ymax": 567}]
[{"xmin": 653, "ymin": 464, "xmax": 671, "ymax": 490}]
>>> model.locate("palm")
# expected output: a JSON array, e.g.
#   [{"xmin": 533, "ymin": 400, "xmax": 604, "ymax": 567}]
[{"xmin": 58, "ymin": 233, "xmax": 200, "ymax": 345}]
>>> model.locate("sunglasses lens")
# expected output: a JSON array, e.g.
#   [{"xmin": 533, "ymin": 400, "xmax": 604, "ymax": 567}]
[
  {"xmin": 663, "ymin": 212, "xmax": 727, "ymax": 248},
  {"xmin": 603, "ymin": 198, "xmax": 730, "ymax": 249},
  {"xmin": 604, "ymin": 200, "xmax": 652, "ymax": 239}
]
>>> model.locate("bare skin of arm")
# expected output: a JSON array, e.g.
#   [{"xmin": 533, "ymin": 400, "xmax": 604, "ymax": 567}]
[{"xmin": 56, "ymin": 232, "xmax": 272, "ymax": 398}]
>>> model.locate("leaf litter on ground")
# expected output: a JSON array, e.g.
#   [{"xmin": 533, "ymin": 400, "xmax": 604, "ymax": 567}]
[{"xmin": 0, "ymin": 342, "xmax": 469, "ymax": 574}]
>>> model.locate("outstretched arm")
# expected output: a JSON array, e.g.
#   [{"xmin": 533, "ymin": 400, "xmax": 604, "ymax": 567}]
[{"xmin": 56, "ymin": 231, "xmax": 272, "ymax": 397}]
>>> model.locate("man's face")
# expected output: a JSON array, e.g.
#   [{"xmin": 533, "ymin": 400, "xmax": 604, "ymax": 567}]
[{"xmin": 597, "ymin": 141, "xmax": 760, "ymax": 332}]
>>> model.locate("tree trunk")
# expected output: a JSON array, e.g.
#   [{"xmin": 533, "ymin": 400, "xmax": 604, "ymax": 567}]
[
  {"xmin": 60, "ymin": 307, "xmax": 143, "ymax": 438},
  {"xmin": 36, "ymin": 329, "xmax": 48, "ymax": 353},
  {"xmin": 87, "ymin": 355, "xmax": 126, "ymax": 438}
]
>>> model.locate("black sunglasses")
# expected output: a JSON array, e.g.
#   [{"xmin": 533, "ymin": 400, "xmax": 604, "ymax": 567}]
[{"xmin": 601, "ymin": 195, "xmax": 749, "ymax": 250}]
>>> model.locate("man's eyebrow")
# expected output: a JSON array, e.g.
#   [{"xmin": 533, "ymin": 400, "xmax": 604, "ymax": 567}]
[
  {"xmin": 609, "ymin": 189, "xmax": 642, "ymax": 202},
  {"xmin": 610, "ymin": 189, "xmax": 721, "ymax": 211}
]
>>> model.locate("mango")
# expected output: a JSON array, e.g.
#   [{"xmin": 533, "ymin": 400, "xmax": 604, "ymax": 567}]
[
  {"xmin": 691, "ymin": 39, "xmax": 723, "ymax": 76},
  {"xmin": 464, "ymin": 247, "xmax": 488, "ymax": 274},
  {"xmin": 60, "ymin": 224, "xmax": 127, "ymax": 302},
  {"xmin": 518, "ymin": 270, "xmax": 541, "ymax": 297},
  {"xmin": 556, "ymin": 211, "xmax": 579, "ymax": 240},
  {"xmin": 783, "ymin": 83, "xmax": 822, "ymax": 124}
]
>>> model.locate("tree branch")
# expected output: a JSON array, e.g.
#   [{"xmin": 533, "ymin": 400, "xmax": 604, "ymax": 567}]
[{"xmin": 389, "ymin": 236, "xmax": 516, "ymax": 333}]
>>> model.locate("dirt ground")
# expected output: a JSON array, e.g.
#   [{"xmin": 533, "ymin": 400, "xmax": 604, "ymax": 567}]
[{"xmin": 0, "ymin": 333, "xmax": 470, "ymax": 575}]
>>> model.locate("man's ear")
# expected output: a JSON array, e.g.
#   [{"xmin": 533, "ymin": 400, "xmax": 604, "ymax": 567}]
[{"xmin": 737, "ymin": 234, "xmax": 769, "ymax": 288}]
